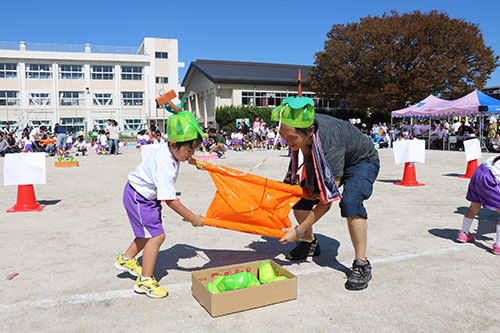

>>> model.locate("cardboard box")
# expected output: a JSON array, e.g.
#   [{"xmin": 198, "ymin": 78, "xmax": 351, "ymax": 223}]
[
  {"xmin": 191, "ymin": 259, "xmax": 297, "ymax": 317},
  {"xmin": 55, "ymin": 161, "xmax": 79, "ymax": 167}
]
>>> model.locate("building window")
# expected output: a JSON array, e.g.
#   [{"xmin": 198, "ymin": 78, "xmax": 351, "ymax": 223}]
[
  {"xmin": 1, "ymin": 120, "xmax": 18, "ymax": 132},
  {"xmin": 91, "ymin": 66, "xmax": 114, "ymax": 80},
  {"xmin": 242, "ymin": 92, "xmax": 254, "ymax": 106},
  {"xmin": 93, "ymin": 93, "xmax": 113, "ymax": 106},
  {"xmin": 60, "ymin": 117, "xmax": 85, "ymax": 132},
  {"xmin": 0, "ymin": 63, "xmax": 18, "ymax": 78},
  {"xmin": 156, "ymin": 77, "xmax": 168, "ymax": 84},
  {"xmin": 59, "ymin": 92, "xmax": 85, "ymax": 106},
  {"xmin": 155, "ymin": 52, "xmax": 168, "ymax": 59},
  {"xmin": 29, "ymin": 93, "xmax": 51, "ymax": 106},
  {"xmin": 59, "ymin": 65, "xmax": 84, "ymax": 79},
  {"xmin": 122, "ymin": 92, "xmax": 144, "ymax": 106},
  {"xmin": 121, "ymin": 66, "xmax": 143, "ymax": 80},
  {"xmin": 26, "ymin": 64, "xmax": 53, "ymax": 79},
  {"xmin": 0, "ymin": 91, "xmax": 20, "ymax": 106},
  {"xmin": 123, "ymin": 119, "xmax": 143, "ymax": 131}
]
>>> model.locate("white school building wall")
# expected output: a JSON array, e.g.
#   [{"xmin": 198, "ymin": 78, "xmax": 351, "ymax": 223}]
[{"xmin": 0, "ymin": 37, "xmax": 184, "ymax": 134}]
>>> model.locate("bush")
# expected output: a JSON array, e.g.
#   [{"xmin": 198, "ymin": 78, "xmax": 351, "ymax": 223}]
[{"xmin": 215, "ymin": 105, "xmax": 273, "ymax": 128}]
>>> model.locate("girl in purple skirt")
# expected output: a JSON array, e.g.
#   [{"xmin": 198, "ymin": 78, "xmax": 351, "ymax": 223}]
[{"xmin": 457, "ymin": 155, "xmax": 500, "ymax": 255}]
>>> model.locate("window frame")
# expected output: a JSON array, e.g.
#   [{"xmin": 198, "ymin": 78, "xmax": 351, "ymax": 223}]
[
  {"xmin": 92, "ymin": 93, "xmax": 113, "ymax": 106},
  {"xmin": 59, "ymin": 91, "xmax": 85, "ymax": 106},
  {"xmin": 121, "ymin": 66, "xmax": 143, "ymax": 81},
  {"xmin": 0, "ymin": 63, "xmax": 18, "ymax": 79},
  {"xmin": 121, "ymin": 92, "xmax": 144, "ymax": 106},
  {"xmin": 0, "ymin": 91, "xmax": 20, "ymax": 106},
  {"xmin": 91, "ymin": 65, "xmax": 114, "ymax": 80},
  {"xmin": 26, "ymin": 64, "xmax": 53, "ymax": 79},
  {"xmin": 59, "ymin": 65, "xmax": 84, "ymax": 80},
  {"xmin": 29, "ymin": 92, "xmax": 51, "ymax": 106}
]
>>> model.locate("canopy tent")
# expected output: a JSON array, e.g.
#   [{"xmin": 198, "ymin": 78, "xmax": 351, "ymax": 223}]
[
  {"xmin": 392, "ymin": 90, "xmax": 500, "ymax": 118},
  {"xmin": 391, "ymin": 95, "xmax": 451, "ymax": 118}
]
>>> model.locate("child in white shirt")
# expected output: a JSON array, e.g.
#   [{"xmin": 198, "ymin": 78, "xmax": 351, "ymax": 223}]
[{"xmin": 114, "ymin": 110, "xmax": 205, "ymax": 298}]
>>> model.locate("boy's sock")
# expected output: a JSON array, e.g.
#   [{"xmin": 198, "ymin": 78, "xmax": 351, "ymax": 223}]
[
  {"xmin": 461, "ymin": 217, "xmax": 474, "ymax": 234},
  {"xmin": 496, "ymin": 224, "xmax": 500, "ymax": 244},
  {"xmin": 140, "ymin": 276, "xmax": 151, "ymax": 282},
  {"xmin": 122, "ymin": 256, "xmax": 132, "ymax": 261}
]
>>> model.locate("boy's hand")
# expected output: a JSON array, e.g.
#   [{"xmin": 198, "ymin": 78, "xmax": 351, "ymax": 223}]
[
  {"xmin": 189, "ymin": 156, "xmax": 206, "ymax": 170},
  {"xmin": 191, "ymin": 214, "xmax": 204, "ymax": 227}
]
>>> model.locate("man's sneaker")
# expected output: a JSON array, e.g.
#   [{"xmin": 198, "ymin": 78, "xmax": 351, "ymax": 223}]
[
  {"xmin": 114, "ymin": 254, "xmax": 142, "ymax": 277},
  {"xmin": 457, "ymin": 230, "xmax": 476, "ymax": 243},
  {"xmin": 493, "ymin": 243, "xmax": 500, "ymax": 255},
  {"xmin": 345, "ymin": 259, "xmax": 372, "ymax": 291},
  {"xmin": 285, "ymin": 237, "xmax": 321, "ymax": 260},
  {"xmin": 134, "ymin": 276, "xmax": 169, "ymax": 298}
]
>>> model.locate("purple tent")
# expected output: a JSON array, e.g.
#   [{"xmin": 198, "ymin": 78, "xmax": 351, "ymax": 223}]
[
  {"xmin": 392, "ymin": 90, "xmax": 500, "ymax": 118},
  {"xmin": 391, "ymin": 95, "xmax": 451, "ymax": 118}
]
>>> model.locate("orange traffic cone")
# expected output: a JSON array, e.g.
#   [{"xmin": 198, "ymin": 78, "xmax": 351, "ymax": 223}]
[
  {"xmin": 394, "ymin": 162, "xmax": 425, "ymax": 187},
  {"xmin": 458, "ymin": 159, "xmax": 478, "ymax": 179},
  {"xmin": 7, "ymin": 185, "xmax": 45, "ymax": 213}
]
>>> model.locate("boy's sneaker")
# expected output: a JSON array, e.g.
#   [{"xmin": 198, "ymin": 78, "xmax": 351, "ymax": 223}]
[
  {"xmin": 114, "ymin": 254, "xmax": 142, "ymax": 277},
  {"xmin": 493, "ymin": 243, "xmax": 500, "ymax": 255},
  {"xmin": 285, "ymin": 237, "xmax": 321, "ymax": 260},
  {"xmin": 134, "ymin": 276, "xmax": 169, "ymax": 298},
  {"xmin": 457, "ymin": 230, "xmax": 476, "ymax": 243},
  {"xmin": 345, "ymin": 259, "xmax": 372, "ymax": 291}
]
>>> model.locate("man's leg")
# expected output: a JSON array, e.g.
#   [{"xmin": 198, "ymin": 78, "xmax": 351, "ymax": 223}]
[{"xmin": 346, "ymin": 215, "xmax": 367, "ymax": 261}]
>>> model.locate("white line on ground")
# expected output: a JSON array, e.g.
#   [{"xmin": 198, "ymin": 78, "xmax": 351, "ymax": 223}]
[{"xmin": 1, "ymin": 245, "xmax": 465, "ymax": 312}]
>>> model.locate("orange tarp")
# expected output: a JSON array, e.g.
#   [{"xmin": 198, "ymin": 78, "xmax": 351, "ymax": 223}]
[{"xmin": 202, "ymin": 163, "xmax": 304, "ymax": 239}]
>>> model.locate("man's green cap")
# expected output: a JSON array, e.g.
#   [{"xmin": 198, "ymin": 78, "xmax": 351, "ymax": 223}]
[
  {"xmin": 167, "ymin": 110, "xmax": 205, "ymax": 142},
  {"xmin": 271, "ymin": 96, "xmax": 315, "ymax": 128}
]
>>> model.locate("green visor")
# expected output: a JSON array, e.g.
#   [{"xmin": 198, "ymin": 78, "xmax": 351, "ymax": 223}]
[
  {"xmin": 167, "ymin": 110, "xmax": 205, "ymax": 142},
  {"xmin": 271, "ymin": 96, "xmax": 315, "ymax": 128}
]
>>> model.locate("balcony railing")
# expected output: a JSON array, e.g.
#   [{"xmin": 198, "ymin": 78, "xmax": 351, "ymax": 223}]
[{"xmin": 0, "ymin": 41, "xmax": 138, "ymax": 54}]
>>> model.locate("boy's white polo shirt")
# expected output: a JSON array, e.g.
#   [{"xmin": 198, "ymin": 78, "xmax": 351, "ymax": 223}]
[{"xmin": 128, "ymin": 144, "xmax": 179, "ymax": 201}]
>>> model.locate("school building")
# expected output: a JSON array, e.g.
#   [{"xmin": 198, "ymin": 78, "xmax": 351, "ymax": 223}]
[
  {"xmin": 0, "ymin": 37, "xmax": 184, "ymax": 133},
  {"xmin": 181, "ymin": 59, "xmax": 345, "ymax": 127}
]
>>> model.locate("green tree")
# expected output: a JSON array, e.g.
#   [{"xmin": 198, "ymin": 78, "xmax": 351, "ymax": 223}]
[{"xmin": 308, "ymin": 10, "xmax": 499, "ymax": 113}]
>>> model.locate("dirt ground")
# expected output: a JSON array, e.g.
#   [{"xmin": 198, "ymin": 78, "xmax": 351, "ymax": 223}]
[{"xmin": 1, "ymin": 145, "xmax": 499, "ymax": 332}]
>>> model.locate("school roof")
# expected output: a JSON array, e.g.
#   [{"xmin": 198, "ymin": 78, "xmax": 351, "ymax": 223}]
[{"xmin": 181, "ymin": 59, "xmax": 313, "ymax": 86}]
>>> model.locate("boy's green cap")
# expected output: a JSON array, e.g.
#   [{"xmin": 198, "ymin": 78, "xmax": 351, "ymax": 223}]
[
  {"xmin": 167, "ymin": 110, "xmax": 204, "ymax": 142},
  {"xmin": 271, "ymin": 96, "xmax": 315, "ymax": 128}
]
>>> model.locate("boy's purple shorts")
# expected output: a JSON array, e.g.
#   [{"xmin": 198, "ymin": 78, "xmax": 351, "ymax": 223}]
[{"xmin": 123, "ymin": 181, "xmax": 164, "ymax": 238}]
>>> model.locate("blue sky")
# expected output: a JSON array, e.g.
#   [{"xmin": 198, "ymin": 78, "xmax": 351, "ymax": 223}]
[{"xmin": 3, "ymin": 0, "xmax": 500, "ymax": 87}]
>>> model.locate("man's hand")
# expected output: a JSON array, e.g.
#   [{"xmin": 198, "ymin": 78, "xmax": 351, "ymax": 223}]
[{"xmin": 279, "ymin": 227, "xmax": 296, "ymax": 244}]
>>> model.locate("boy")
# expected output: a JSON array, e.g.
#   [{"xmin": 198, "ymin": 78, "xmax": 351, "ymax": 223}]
[{"xmin": 114, "ymin": 110, "xmax": 205, "ymax": 298}]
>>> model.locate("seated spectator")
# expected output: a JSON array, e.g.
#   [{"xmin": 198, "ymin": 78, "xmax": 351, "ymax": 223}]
[
  {"xmin": 492, "ymin": 133, "xmax": 500, "ymax": 152},
  {"xmin": 1, "ymin": 133, "xmax": 20, "ymax": 154},
  {"xmin": 75, "ymin": 136, "xmax": 87, "ymax": 156},
  {"xmin": 379, "ymin": 131, "xmax": 391, "ymax": 148}
]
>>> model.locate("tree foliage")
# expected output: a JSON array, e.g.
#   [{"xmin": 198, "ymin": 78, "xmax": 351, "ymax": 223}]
[{"xmin": 308, "ymin": 10, "xmax": 499, "ymax": 113}]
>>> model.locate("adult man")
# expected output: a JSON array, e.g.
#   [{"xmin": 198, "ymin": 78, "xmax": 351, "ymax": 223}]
[
  {"xmin": 29, "ymin": 125, "xmax": 47, "ymax": 152},
  {"xmin": 53, "ymin": 123, "xmax": 67, "ymax": 158},
  {"xmin": 413, "ymin": 120, "xmax": 423, "ymax": 137},
  {"xmin": 208, "ymin": 128, "xmax": 226, "ymax": 159},
  {"xmin": 243, "ymin": 129, "xmax": 255, "ymax": 151},
  {"xmin": 275, "ymin": 96, "xmax": 379, "ymax": 291}
]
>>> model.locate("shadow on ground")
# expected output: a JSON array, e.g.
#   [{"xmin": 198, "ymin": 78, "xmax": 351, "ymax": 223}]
[
  {"xmin": 442, "ymin": 173, "xmax": 464, "ymax": 177},
  {"xmin": 37, "ymin": 199, "xmax": 61, "ymax": 206},
  {"xmin": 428, "ymin": 206, "xmax": 499, "ymax": 254},
  {"xmin": 121, "ymin": 234, "xmax": 350, "ymax": 281}
]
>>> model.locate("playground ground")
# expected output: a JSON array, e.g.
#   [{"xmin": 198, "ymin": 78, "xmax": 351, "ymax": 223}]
[{"xmin": 1, "ymin": 146, "xmax": 499, "ymax": 332}]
